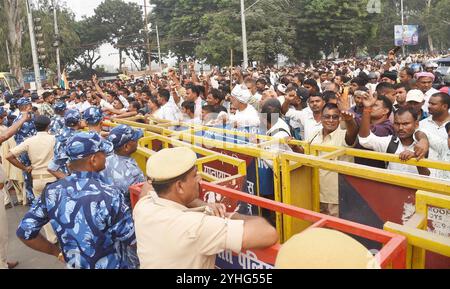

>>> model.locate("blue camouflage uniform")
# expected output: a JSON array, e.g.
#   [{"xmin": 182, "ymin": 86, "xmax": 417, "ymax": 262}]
[
  {"xmin": 83, "ymin": 107, "xmax": 104, "ymax": 125},
  {"xmin": 48, "ymin": 102, "xmax": 66, "ymax": 136},
  {"xmin": 101, "ymin": 124, "xmax": 145, "ymax": 207},
  {"xmin": 48, "ymin": 110, "xmax": 81, "ymax": 176},
  {"xmin": 17, "ymin": 132, "xmax": 137, "ymax": 269},
  {"xmin": 13, "ymin": 97, "xmax": 37, "ymax": 202}
]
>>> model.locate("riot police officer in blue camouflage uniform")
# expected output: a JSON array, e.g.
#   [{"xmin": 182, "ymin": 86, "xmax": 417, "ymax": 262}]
[
  {"xmin": 47, "ymin": 109, "xmax": 82, "ymax": 179},
  {"xmin": 13, "ymin": 97, "xmax": 37, "ymax": 203},
  {"xmin": 101, "ymin": 124, "xmax": 145, "ymax": 208},
  {"xmin": 83, "ymin": 106, "xmax": 110, "ymax": 139},
  {"xmin": 48, "ymin": 101, "xmax": 66, "ymax": 136},
  {"xmin": 17, "ymin": 131, "xmax": 137, "ymax": 269}
]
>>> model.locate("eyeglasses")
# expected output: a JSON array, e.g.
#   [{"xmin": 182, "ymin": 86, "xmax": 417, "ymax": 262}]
[{"xmin": 322, "ymin": 115, "xmax": 340, "ymax": 121}]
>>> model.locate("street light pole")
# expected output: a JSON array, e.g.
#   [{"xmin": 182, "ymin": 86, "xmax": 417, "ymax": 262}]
[
  {"xmin": 240, "ymin": 0, "xmax": 248, "ymax": 69},
  {"xmin": 156, "ymin": 24, "xmax": 162, "ymax": 72},
  {"xmin": 401, "ymin": 0, "xmax": 406, "ymax": 56},
  {"xmin": 53, "ymin": 0, "xmax": 61, "ymax": 85},
  {"xmin": 25, "ymin": 0, "xmax": 42, "ymax": 91},
  {"xmin": 143, "ymin": 0, "xmax": 152, "ymax": 72}
]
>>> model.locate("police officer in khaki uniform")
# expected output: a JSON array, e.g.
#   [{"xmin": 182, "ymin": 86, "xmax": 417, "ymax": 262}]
[
  {"xmin": 7, "ymin": 115, "xmax": 58, "ymax": 243},
  {"xmin": 133, "ymin": 147, "xmax": 279, "ymax": 269}
]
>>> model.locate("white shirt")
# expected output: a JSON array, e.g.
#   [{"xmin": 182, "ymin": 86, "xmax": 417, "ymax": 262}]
[
  {"xmin": 156, "ymin": 101, "xmax": 182, "ymax": 122},
  {"xmin": 100, "ymin": 99, "xmax": 114, "ymax": 110},
  {"xmin": 229, "ymin": 105, "xmax": 260, "ymax": 128},
  {"xmin": 79, "ymin": 101, "xmax": 91, "ymax": 113},
  {"xmin": 425, "ymin": 132, "xmax": 450, "ymax": 181},
  {"xmin": 419, "ymin": 116, "xmax": 449, "ymax": 160},
  {"xmin": 359, "ymin": 132, "xmax": 420, "ymax": 175},
  {"xmin": 263, "ymin": 118, "xmax": 292, "ymax": 169},
  {"xmin": 286, "ymin": 107, "xmax": 322, "ymax": 140}
]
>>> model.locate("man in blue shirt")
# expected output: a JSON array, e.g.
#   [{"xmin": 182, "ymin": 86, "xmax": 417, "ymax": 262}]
[
  {"xmin": 48, "ymin": 109, "xmax": 82, "ymax": 179},
  {"xmin": 101, "ymin": 124, "xmax": 145, "ymax": 207},
  {"xmin": 48, "ymin": 101, "xmax": 66, "ymax": 136},
  {"xmin": 13, "ymin": 97, "xmax": 37, "ymax": 204},
  {"xmin": 17, "ymin": 132, "xmax": 137, "ymax": 269}
]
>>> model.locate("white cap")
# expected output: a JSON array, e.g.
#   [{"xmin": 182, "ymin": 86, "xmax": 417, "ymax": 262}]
[
  {"xmin": 406, "ymin": 89, "xmax": 425, "ymax": 103},
  {"xmin": 231, "ymin": 84, "xmax": 251, "ymax": 104},
  {"xmin": 277, "ymin": 84, "xmax": 287, "ymax": 94}
]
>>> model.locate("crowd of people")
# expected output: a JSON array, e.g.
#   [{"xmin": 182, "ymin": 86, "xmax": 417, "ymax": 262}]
[{"xmin": 0, "ymin": 50, "xmax": 449, "ymax": 269}]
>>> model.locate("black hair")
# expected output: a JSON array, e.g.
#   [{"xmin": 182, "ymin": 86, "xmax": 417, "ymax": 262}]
[
  {"xmin": 395, "ymin": 106, "xmax": 418, "ymax": 121},
  {"xmin": 376, "ymin": 82, "xmax": 395, "ymax": 95},
  {"xmin": 394, "ymin": 82, "xmax": 411, "ymax": 91},
  {"xmin": 445, "ymin": 122, "xmax": 450, "ymax": 133},
  {"xmin": 256, "ymin": 78, "xmax": 267, "ymax": 86},
  {"xmin": 186, "ymin": 85, "xmax": 201, "ymax": 97},
  {"xmin": 261, "ymin": 98, "xmax": 282, "ymax": 125},
  {"xmin": 42, "ymin": 91, "xmax": 52, "ymax": 100},
  {"xmin": 304, "ymin": 79, "xmax": 320, "ymax": 93},
  {"xmin": 34, "ymin": 115, "xmax": 51, "ymax": 132},
  {"xmin": 430, "ymin": 92, "xmax": 450, "ymax": 109},
  {"xmin": 210, "ymin": 88, "xmax": 225, "ymax": 102},
  {"xmin": 322, "ymin": 103, "xmax": 339, "ymax": 113},
  {"xmin": 158, "ymin": 88, "xmax": 171, "ymax": 102},
  {"xmin": 401, "ymin": 67, "xmax": 415, "ymax": 78},
  {"xmin": 130, "ymin": 101, "xmax": 141, "ymax": 111},
  {"xmin": 149, "ymin": 96, "xmax": 160, "ymax": 108},
  {"xmin": 377, "ymin": 95, "xmax": 393, "ymax": 118},
  {"xmin": 350, "ymin": 77, "xmax": 368, "ymax": 87},
  {"xmin": 202, "ymin": 105, "xmax": 216, "ymax": 114},
  {"xmin": 322, "ymin": 91, "xmax": 337, "ymax": 103},
  {"xmin": 181, "ymin": 101, "xmax": 195, "ymax": 114}
]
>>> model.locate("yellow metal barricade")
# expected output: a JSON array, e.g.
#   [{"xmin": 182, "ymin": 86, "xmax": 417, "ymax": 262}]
[{"xmin": 384, "ymin": 191, "xmax": 450, "ymax": 269}]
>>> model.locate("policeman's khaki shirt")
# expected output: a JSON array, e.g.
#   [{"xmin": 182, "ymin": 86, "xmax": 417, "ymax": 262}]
[
  {"xmin": 10, "ymin": 131, "xmax": 56, "ymax": 176},
  {"xmin": 133, "ymin": 191, "xmax": 244, "ymax": 269}
]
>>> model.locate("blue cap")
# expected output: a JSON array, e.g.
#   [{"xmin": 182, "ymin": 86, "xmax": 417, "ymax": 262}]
[
  {"xmin": 17, "ymin": 97, "xmax": 32, "ymax": 107},
  {"xmin": 64, "ymin": 109, "xmax": 81, "ymax": 126},
  {"xmin": 108, "ymin": 124, "xmax": 143, "ymax": 149},
  {"xmin": 53, "ymin": 101, "xmax": 67, "ymax": 112},
  {"xmin": 9, "ymin": 98, "xmax": 17, "ymax": 106},
  {"xmin": 65, "ymin": 132, "xmax": 112, "ymax": 161},
  {"xmin": 83, "ymin": 107, "xmax": 104, "ymax": 125}
]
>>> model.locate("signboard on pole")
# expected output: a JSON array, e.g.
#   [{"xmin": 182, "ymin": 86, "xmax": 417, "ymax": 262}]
[{"xmin": 394, "ymin": 25, "xmax": 419, "ymax": 46}]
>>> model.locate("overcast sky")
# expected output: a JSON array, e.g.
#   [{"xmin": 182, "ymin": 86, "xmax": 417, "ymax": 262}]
[{"xmin": 61, "ymin": 0, "xmax": 148, "ymax": 71}]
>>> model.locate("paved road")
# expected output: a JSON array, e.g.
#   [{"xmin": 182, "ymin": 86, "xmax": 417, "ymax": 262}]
[{"xmin": 5, "ymin": 201, "xmax": 65, "ymax": 269}]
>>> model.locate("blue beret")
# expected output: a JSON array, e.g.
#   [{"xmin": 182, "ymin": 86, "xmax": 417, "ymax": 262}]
[
  {"xmin": 65, "ymin": 132, "xmax": 112, "ymax": 161},
  {"xmin": 17, "ymin": 97, "xmax": 32, "ymax": 107},
  {"xmin": 53, "ymin": 101, "xmax": 67, "ymax": 112},
  {"xmin": 9, "ymin": 98, "xmax": 17, "ymax": 106},
  {"xmin": 83, "ymin": 107, "xmax": 104, "ymax": 125},
  {"xmin": 108, "ymin": 124, "xmax": 143, "ymax": 149},
  {"xmin": 64, "ymin": 109, "xmax": 81, "ymax": 126}
]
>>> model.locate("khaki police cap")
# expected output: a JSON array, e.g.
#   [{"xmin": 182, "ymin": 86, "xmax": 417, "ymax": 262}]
[
  {"xmin": 146, "ymin": 147, "xmax": 197, "ymax": 184},
  {"xmin": 275, "ymin": 228, "xmax": 380, "ymax": 269}
]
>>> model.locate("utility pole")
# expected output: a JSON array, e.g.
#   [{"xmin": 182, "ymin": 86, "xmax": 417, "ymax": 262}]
[
  {"xmin": 25, "ymin": 0, "xmax": 42, "ymax": 91},
  {"xmin": 53, "ymin": 0, "xmax": 61, "ymax": 85},
  {"xmin": 156, "ymin": 24, "xmax": 162, "ymax": 72},
  {"xmin": 400, "ymin": 0, "xmax": 406, "ymax": 56},
  {"xmin": 143, "ymin": 0, "xmax": 152, "ymax": 72},
  {"xmin": 240, "ymin": 0, "xmax": 248, "ymax": 69}
]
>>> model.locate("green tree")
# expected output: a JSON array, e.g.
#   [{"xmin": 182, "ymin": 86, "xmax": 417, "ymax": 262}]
[{"xmin": 93, "ymin": 0, "xmax": 147, "ymax": 71}]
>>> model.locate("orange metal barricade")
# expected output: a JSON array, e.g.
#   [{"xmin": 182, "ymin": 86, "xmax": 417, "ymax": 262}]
[{"xmin": 129, "ymin": 182, "xmax": 407, "ymax": 269}]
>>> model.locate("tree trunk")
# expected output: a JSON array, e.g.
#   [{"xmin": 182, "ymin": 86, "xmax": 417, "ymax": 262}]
[
  {"xmin": 426, "ymin": 0, "xmax": 434, "ymax": 52},
  {"xmin": 4, "ymin": 0, "xmax": 24, "ymax": 86},
  {"xmin": 119, "ymin": 48, "xmax": 123, "ymax": 72}
]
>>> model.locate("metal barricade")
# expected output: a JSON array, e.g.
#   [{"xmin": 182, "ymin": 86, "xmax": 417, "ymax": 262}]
[{"xmin": 129, "ymin": 181, "xmax": 407, "ymax": 269}]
